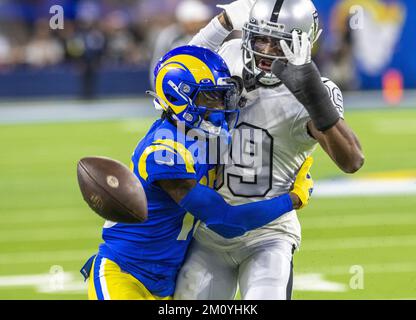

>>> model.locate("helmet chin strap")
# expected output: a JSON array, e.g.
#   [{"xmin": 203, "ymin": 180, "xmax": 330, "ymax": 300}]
[
  {"xmin": 257, "ymin": 71, "xmax": 281, "ymax": 86},
  {"xmin": 251, "ymin": 55, "xmax": 281, "ymax": 87},
  {"xmin": 243, "ymin": 64, "xmax": 281, "ymax": 91}
]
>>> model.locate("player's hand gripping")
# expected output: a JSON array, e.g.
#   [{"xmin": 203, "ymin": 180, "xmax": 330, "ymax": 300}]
[
  {"xmin": 217, "ymin": 0, "xmax": 255, "ymax": 31},
  {"xmin": 290, "ymin": 156, "xmax": 314, "ymax": 209}
]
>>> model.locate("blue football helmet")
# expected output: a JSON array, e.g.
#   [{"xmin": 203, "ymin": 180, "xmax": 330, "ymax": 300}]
[{"xmin": 147, "ymin": 45, "xmax": 240, "ymax": 137}]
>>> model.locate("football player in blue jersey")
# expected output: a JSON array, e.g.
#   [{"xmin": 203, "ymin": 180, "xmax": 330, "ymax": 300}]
[{"xmin": 81, "ymin": 45, "xmax": 314, "ymax": 300}]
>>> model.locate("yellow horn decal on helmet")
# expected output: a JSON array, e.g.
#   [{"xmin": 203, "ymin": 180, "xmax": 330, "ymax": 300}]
[
  {"xmin": 164, "ymin": 54, "xmax": 215, "ymax": 84},
  {"xmin": 155, "ymin": 62, "xmax": 188, "ymax": 114}
]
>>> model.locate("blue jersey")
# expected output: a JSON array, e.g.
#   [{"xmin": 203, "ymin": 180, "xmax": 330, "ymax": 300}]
[{"xmin": 98, "ymin": 118, "xmax": 216, "ymax": 297}]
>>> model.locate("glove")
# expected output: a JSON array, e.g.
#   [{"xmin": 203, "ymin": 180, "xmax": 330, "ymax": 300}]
[
  {"xmin": 272, "ymin": 31, "xmax": 340, "ymax": 131},
  {"xmin": 291, "ymin": 156, "xmax": 314, "ymax": 209},
  {"xmin": 217, "ymin": 0, "xmax": 255, "ymax": 31},
  {"xmin": 280, "ymin": 30, "xmax": 312, "ymax": 66}
]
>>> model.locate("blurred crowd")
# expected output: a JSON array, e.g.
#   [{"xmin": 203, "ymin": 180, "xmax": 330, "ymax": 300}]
[
  {"xmin": 0, "ymin": 0, "xmax": 221, "ymax": 71},
  {"xmin": 0, "ymin": 0, "xmax": 409, "ymax": 95}
]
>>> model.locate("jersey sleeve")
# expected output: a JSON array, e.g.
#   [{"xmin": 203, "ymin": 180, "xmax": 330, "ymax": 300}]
[
  {"xmin": 136, "ymin": 140, "xmax": 197, "ymax": 184},
  {"xmin": 217, "ymin": 39, "xmax": 244, "ymax": 79},
  {"xmin": 291, "ymin": 78, "xmax": 344, "ymax": 145}
]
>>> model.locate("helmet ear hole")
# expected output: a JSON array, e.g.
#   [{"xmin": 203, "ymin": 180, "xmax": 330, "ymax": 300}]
[{"xmin": 165, "ymin": 94, "xmax": 178, "ymax": 103}]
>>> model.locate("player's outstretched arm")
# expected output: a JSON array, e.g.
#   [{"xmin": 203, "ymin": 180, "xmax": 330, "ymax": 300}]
[
  {"xmin": 156, "ymin": 158, "xmax": 313, "ymax": 239},
  {"xmin": 188, "ymin": 12, "xmax": 232, "ymax": 51},
  {"xmin": 271, "ymin": 31, "xmax": 364, "ymax": 174},
  {"xmin": 216, "ymin": 0, "xmax": 255, "ymax": 31},
  {"xmin": 307, "ymin": 119, "xmax": 364, "ymax": 174},
  {"xmin": 159, "ymin": 178, "xmax": 293, "ymax": 238},
  {"xmin": 189, "ymin": 0, "xmax": 255, "ymax": 50}
]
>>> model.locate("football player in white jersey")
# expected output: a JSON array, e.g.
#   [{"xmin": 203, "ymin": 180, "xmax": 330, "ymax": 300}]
[{"xmin": 174, "ymin": 0, "xmax": 364, "ymax": 300}]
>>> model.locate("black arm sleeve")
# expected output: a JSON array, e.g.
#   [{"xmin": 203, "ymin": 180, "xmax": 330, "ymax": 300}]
[{"xmin": 272, "ymin": 60, "xmax": 340, "ymax": 131}]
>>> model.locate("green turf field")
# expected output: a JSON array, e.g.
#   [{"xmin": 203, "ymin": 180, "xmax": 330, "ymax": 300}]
[{"xmin": 0, "ymin": 108, "xmax": 415, "ymax": 299}]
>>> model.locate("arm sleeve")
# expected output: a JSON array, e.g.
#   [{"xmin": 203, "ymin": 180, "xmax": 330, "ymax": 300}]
[
  {"xmin": 321, "ymin": 77, "xmax": 344, "ymax": 119},
  {"xmin": 292, "ymin": 77, "xmax": 344, "ymax": 145},
  {"xmin": 189, "ymin": 16, "xmax": 231, "ymax": 52},
  {"xmin": 179, "ymin": 183, "xmax": 293, "ymax": 239}
]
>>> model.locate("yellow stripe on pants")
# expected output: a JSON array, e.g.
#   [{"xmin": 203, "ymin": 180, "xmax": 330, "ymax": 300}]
[{"xmin": 88, "ymin": 256, "xmax": 172, "ymax": 300}]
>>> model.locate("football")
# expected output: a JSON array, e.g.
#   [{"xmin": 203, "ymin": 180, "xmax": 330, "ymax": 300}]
[{"xmin": 77, "ymin": 156, "xmax": 148, "ymax": 223}]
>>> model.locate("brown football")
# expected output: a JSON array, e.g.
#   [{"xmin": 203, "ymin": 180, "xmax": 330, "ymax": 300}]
[{"xmin": 77, "ymin": 156, "xmax": 148, "ymax": 223}]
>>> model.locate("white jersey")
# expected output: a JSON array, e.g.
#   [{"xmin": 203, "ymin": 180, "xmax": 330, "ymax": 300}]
[{"xmin": 194, "ymin": 39, "xmax": 344, "ymax": 249}]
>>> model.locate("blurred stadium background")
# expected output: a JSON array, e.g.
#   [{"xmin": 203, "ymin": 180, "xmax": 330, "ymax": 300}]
[{"xmin": 0, "ymin": 0, "xmax": 415, "ymax": 299}]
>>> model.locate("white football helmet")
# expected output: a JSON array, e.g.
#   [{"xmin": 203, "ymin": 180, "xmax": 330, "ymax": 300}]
[{"xmin": 242, "ymin": 0, "xmax": 322, "ymax": 86}]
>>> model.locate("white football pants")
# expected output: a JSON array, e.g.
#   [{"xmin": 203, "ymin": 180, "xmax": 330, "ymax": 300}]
[{"xmin": 174, "ymin": 238, "xmax": 294, "ymax": 300}]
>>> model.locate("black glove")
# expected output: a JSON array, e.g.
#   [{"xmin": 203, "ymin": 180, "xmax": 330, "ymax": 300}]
[{"xmin": 272, "ymin": 60, "xmax": 340, "ymax": 132}]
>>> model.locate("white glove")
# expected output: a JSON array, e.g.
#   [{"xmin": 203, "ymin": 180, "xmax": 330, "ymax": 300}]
[
  {"xmin": 217, "ymin": 0, "xmax": 255, "ymax": 31},
  {"xmin": 280, "ymin": 31, "xmax": 312, "ymax": 66}
]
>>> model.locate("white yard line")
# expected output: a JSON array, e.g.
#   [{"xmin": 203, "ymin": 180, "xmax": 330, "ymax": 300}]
[
  {"xmin": 314, "ymin": 178, "xmax": 416, "ymax": 197},
  {"xmin": 294, "ymin": 273, "xmax": 347, "ymax": 292},
  {"xmin": 0, "ymin": 263, "xmax": 414, "ymax": 296},
  {"xmin": 0, "ymin": 273, "xmax": 72, "ymax": 287},
  {"xmin": 0, "ymin": 272, "xmax": 87, "ymax": 294},
  {"xmin": 0, "ymin": 271, "xmax": 347, "ymax": 294}
]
